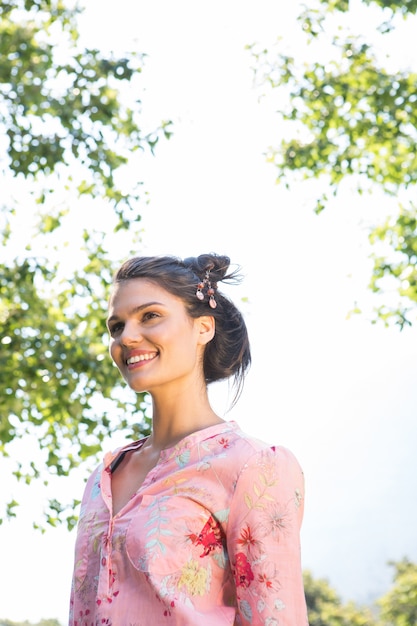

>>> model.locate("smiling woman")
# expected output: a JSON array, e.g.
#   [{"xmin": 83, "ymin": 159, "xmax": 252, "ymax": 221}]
[
  {"xmin": 107, "ymin": 280, "xmax": 214, "ymax": 399},
  {"xmin": 68, "ymin": 252, "xmax": 309, "ymax": 625}
]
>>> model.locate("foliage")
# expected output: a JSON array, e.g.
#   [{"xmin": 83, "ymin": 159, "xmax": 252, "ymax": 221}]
[
  {"xmin": 0, "ymin": 0, "xmax": 170, "ymax": 527},
  {"xmin": 378, "ymin": 560, "xmax": 417, "ymax": 626},
  {"xmin": 0, "ymin": 0, "xmax": 171, "ymax": 226},
  {"xmin": 0, "ymin": 621, "xmax": 61, "ymax": 626},
  {"xmin": 249, "ymin": 0, "xmax": 417, "ymax": 327},
  {"xmin": 319, "ymin": 0, "xmax": 417, "ymax": 15},
  {"xmin": 304, "ymin": 570, "xmax": 377, "ymax": 625},
  {"xmin": 304, "ymin": 560, "xmax": 417, "ymax": 624}
]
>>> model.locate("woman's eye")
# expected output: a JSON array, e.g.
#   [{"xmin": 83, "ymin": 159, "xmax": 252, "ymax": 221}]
[
  {"xmin": 109, "ymin": 322, "xmax": 123, "ymax": 336},
  {"xmin": 143, "ymin": 311, "xmax": 160, "ymax": 322}
]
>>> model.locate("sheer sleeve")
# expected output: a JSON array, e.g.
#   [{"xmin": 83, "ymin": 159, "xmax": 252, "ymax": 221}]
[{"xmin": 227, "ymin": 445, "xmax": 309, "ymax": 625}]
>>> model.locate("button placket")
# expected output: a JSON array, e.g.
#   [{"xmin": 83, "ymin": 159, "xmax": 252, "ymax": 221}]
[{"xmin": 97, "ymin": 517, "xmax": 115, "ymax": 602}]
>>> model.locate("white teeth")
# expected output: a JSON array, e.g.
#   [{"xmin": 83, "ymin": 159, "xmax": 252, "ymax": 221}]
[{"xmin": 126, "ymin": 354, "xmax": 156, "ymax": 365}]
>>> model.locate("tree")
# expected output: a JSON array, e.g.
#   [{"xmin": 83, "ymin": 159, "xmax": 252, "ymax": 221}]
[
  {"xmin": 0, "ymin": 0, "xmax": 171, "ymax": 527},
  {"xmin": 0, "ymin": 619, "xmax": 61, "ymax": 626},
  {"xmin": 303, "ymin": 570, "xmax": 377, "ymax": 626},
  {"xmin": 304, "ymin": 560, "xmax": 417, "ymax": 625},
  {"xmin": 378, "ymin": 559, "xmax": 417, "ymax": 626},
  {"xmin": 0, "ymin": 620, "xmax": 61, "ymax": 626},
  {"xmin": 249, "ymin": 0, "xmax": 417, "ymax": 328}
]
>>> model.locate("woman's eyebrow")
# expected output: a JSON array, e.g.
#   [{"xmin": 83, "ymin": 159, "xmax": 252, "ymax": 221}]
[{"xmin": 107, "ymin": 301, "xmax": 165, "ymax": 325}]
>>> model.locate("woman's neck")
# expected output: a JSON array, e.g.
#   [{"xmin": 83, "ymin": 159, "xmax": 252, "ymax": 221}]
[{"xmin": 145, "ymin": 388, "xmax": 223, "ymax": 451}]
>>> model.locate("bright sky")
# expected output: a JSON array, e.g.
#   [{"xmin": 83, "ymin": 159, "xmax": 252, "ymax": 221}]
[{"xmin": 2, "ymin": 1, "xmax": 417, "ymax": 623}]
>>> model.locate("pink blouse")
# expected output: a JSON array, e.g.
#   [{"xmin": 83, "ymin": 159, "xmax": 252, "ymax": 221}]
[{"xmin": 69, "ymin": 421, "xmax": 308, "ymax": 625}]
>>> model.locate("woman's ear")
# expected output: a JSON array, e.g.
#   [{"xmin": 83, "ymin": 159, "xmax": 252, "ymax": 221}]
[{"xmin": 197, "ymin": 315, "xmax": 216, "ymax": 345}]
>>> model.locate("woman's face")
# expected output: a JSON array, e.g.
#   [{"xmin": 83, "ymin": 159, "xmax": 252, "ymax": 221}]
[{"xmin": 106, "ymin": 278, "xmax": 214, "ymax": 395}]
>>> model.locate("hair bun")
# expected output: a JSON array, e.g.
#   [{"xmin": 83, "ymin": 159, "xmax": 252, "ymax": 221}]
[{"xmin": 183, "ymin": 253, "xmax": 234, "ymax": 284}]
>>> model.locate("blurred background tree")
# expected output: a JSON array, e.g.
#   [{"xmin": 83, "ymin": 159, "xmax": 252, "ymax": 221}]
[
  {"xmin": 249, "ymin": 0, "xmax": 417, "ymax": 328},
  {"xmin": 304, "ymin": 560, "xmax": 417, "ymax": 625},
  {"xmin": 304, "ymin": 570, "xmax": 378, "ymax": 625},
  {"xmin": 378, "ymin": 560, "xmax": 417, "ymax": 626},
  {"xmin": 0, "ymin": 621, "xmax": 61, "ymax": 626},
  {"xmin": 0, "ymin": 0, "xmax": 171, "ymax": 528}
]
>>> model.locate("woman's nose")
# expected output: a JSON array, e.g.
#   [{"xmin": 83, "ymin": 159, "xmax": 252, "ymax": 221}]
[{"xmin": 120, "ymin": 322, "xmax": 142, "ymax": 346}]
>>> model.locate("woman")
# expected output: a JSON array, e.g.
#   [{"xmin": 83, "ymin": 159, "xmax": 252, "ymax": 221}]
[{"xmin": 69, "ymin": 253, "xmax": 308, "ymax": 625}]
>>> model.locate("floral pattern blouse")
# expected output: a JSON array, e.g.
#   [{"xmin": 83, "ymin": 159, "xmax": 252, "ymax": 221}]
[{"xmin": 69, "ymin": 421, "xmax": 308, "ymax": 625}]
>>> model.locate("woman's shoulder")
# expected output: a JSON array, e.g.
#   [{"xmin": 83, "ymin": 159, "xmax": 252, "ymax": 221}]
[
  {"xmin": 211, "ymin": 421, "xmax": 304, "ymax": 475},
  {"xmin": 226, "ymin": 424, "xmax": 306, "ymax": 517},
  {"xmin": 228, "ymin": 421, "xmax": 300, "ymax": 455}
]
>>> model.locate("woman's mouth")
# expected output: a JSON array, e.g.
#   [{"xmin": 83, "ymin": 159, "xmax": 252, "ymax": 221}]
[{"xmin": 126, "ymin": 352, "xmax": 158, "ymax": 366}]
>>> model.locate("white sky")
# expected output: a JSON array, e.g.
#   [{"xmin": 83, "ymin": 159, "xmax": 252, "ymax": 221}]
[{"xmin": 1, "ymin": 1, "xmax": 417, "ymax": 622}]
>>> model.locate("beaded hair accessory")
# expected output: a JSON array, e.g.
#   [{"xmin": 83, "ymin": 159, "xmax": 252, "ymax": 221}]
[{"xmin": 196, "ymin": 265, "xmax": 217, "ymax": 308}]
